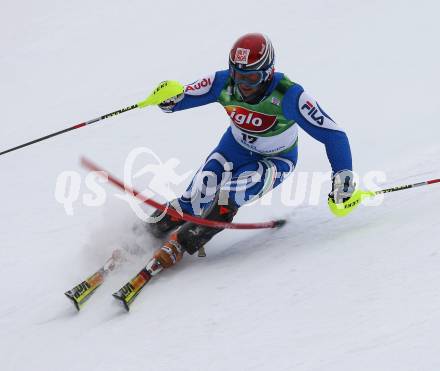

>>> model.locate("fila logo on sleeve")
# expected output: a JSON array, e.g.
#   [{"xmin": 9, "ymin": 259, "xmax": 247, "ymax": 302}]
[
  {"xmin": 184, "ymin": 73, "xmax": 215, "ymax": 96},
  {"xmin": 298, "ymin": 91, "xmax": 342, "ymax": 131},
  {"xmin": 301, "ymin": 100, "xmax": 325, "ymax": 125}
]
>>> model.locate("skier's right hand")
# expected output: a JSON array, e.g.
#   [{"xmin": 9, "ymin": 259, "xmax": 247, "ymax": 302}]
[
  {"xmin": 137, "ymin": 80, "xmax": 184, "ymax": 109},
  {"xmin": 158, "ymin": 91, "xmax": 184, "ymax": 112}
]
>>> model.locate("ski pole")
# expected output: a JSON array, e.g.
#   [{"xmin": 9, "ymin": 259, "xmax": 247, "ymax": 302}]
[
  {"xmin": 372, "ymin": 178, "xmax": 440, "ymax": 196},
  {"xmin": 0, "ymin": 104, "xmax": 138, "ymax": 156},
  {"xmin": 0, "ymin": 81, "xmax": 184, "ymax": 157},
  {"xmin": 327, "ymin": 176, "xmax": 440, "ymax": 217}
]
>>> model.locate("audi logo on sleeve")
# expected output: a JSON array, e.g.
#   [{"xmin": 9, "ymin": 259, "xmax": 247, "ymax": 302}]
[{"xmin": 184, "ymin": 73, "xmax": 215, "ymax": 96}]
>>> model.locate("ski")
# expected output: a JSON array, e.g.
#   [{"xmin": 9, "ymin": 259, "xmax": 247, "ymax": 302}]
[
  {"xmin": 112, "ymin": 257, "xmax": 163, "ymax": 311},
  {"xmin": 64, "ymin": 250, "xmax": 123, "ymax": 311},
  {"xmin": 64, "ymin": 270, "xmax": 106, "ymax": 311}
]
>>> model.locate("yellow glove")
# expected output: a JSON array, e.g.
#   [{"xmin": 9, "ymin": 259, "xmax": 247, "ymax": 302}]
[
  {"xmin": 328, "ymin": 170, "xmax": 375, "ymax": 217},
  {"xmin": 328, "ymin": 189, "xmax": 374, "ymax": 217},
  {"xmin": 137, "ymin": 80, "xmax": 184, "ymax": 109}
]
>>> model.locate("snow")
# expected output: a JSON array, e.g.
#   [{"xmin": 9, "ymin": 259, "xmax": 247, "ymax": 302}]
[{"xmin": 1, "ymin": 1, "xmax": 440, "ymax": 370}]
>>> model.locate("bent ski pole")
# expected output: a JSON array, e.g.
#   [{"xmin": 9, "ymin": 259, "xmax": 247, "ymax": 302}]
[
  {"xmin": 0, "ymin": 81, "xmax": 184, "ymax": 157},
  {"xmin": 81, "ymin": 157, "xmax": 286, "ymax": 230}
]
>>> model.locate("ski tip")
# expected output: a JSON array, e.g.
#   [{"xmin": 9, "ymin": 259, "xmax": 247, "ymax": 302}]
[
  {"xmin": 112, "ymin": 292, "xmax": 131, "ymax": 312},
  {"xmin": 64, "ymin": 292, "xmax": 81, "ymax": 312},
  {"xmin": 273, "ymin": 219, "xmax": 287, "ymax": 228}
]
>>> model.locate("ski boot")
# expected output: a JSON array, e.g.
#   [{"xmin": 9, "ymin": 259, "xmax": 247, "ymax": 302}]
[{"xmin": 156, "ymin": 200, "xmax": 239, "ymax": 263}]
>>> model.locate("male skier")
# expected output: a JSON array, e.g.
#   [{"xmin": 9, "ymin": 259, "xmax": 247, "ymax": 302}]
[{"xmin": 113, "ymin": 33, "xmax": 359, "ymax": 305}]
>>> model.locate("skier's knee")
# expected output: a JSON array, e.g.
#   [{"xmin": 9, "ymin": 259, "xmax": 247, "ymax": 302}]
[
  {"xmin": 176, "ymin": 200, "xmax": 239, "ymax": 255},
  {"xmin": 147, "ymin": 200, "xmax": 185, "ymax": 238}
]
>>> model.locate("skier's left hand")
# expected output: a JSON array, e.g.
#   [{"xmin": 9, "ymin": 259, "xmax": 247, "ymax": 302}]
[
  {"xmin": 329, "ymin": 170, "xmax": 356, "ymax": 204},
  {"xmin": 328, "ymin": 170, "xmax": 359, "ymax": 217}
]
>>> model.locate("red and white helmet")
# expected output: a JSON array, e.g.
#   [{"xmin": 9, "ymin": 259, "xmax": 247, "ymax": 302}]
[
  {"xmin": 229, "ymin": 33, "xmax": 275, "ymax": 73},
  {"xmin": 228, "ymin": 33, "xmax": 275, "ymax": 101}
]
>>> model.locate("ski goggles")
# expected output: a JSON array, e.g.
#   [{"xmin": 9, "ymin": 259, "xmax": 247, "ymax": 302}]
[{"xmin": 229, "ymin": 66, "xmax": 271, "ymax": 87}]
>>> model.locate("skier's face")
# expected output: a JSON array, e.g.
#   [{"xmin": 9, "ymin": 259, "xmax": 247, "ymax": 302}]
[
  {"xmin": 230, "ymin": 65, "xmax": 272, "ymax": 102},
  {"xmin": 230, "ymin": 68, "xmax": 265, "ymax": 87},
  {"xmin": 238, "ymin": 83, "xmax": 260, "ymax": 98}
]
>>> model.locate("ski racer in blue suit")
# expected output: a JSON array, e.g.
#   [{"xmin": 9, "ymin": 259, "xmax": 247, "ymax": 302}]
[{"xmin": 144, "ymin": 33, "xmax": 357, "ymax": 274}]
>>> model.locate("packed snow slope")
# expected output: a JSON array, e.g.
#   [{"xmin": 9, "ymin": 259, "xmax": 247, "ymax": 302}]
[{"xmin": 1, "ymin": 1, "xmax": 440, "ymax": 370}]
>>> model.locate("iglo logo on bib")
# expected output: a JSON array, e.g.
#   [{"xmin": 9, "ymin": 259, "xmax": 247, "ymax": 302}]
[{"xmin": 225, "ymin": 106, "xmax": 277, "ymax": 133}]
